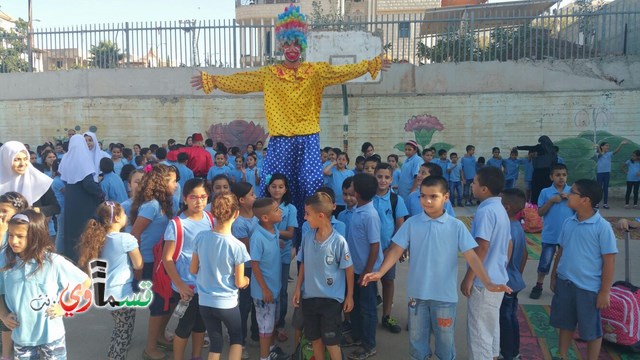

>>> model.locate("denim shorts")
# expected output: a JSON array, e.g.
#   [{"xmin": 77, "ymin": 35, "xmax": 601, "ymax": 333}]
[
  {"xmin": 408, "ymin": 299, "xmax": 456, "ymax": 360},
  {"xmin": 537, "ymin": 243, "xmax": 558, "ymax": 274},
  {"xmin": 550, "ymin": 278, "xmax": 602, "ymax": 341}
]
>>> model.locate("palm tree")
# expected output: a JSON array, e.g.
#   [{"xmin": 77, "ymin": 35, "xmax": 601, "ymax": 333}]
[{"xmin": 89, "ymin": 40, "xmax": 123, "ymax": 69}]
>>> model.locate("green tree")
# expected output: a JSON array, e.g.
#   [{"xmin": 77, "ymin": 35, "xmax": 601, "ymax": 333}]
[
  {"xmin": 417, "ymin": 29, "xmax": 483, "ymax": 64},
  {"xmin": 89, "ymin": 40, "xmax": 123, "ymax": 69},
  {"xmin": 0, "ymin": 19, "xmax": 29, "ymax": 73}
]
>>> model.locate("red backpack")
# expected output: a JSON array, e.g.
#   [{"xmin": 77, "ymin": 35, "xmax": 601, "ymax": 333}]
[
  {"xmin": 601, "ymin": 281, "xmax": 640, "ymax": 352},
  {"xmin": 152, "ymin": 212, "xmax": 214, "ymax": 311}
]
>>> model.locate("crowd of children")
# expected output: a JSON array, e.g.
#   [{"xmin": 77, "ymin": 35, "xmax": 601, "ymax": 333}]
[{"xmin": 0, "ymin": 132, "xmax": 634, "ymax": 360}]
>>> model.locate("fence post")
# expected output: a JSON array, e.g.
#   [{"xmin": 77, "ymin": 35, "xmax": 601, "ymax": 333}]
[
  {"xmin": 233, "ymin": 21, "xmax": 238, "ymax": 68},
  {"xmin": 470, "ymin": 12, "xmax": 475, "ymax": 61},
  {"xmin": 125, "ymin": 22, "xmax": 131, "ymax": 68}
]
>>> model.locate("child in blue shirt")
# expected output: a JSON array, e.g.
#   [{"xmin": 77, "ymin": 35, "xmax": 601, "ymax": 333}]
[
  {"xmin": 244, "ymin": 153, "xmax": 260, "ymax": 189},
  {"xmin": 499, "ymin": 189, "xmax": 528, "ymax": 360},
  {"xmin": 344, "ymin": 173, "xmax": 383, "ymax": 359},
  {"xmin": 176, "ymin": 153, "xmax": 195, "ymax": 193},
  {"xmin": 100, "ymin": 158, "xmax": 129, "ymax": 203},
  {"xmin": 207, "ymin": 152, "xmax": 231, "ymax": 181},
  {"xmin": 51, "ymin": 159, "xmax": 66, "ymax": 253},
  {"xmin": 373, "ymin": 163, "xmax": 408, "ymax": 334},
  {"xmin": 461, "ymin": 166, "xmax": 511, "ymax": 359},
  {"xmin": 503, "ymin": 148, "xmax": 525, "ymax": 190},
  {"xmin": 323, "ymin": 152, "xmax": 355, "ymax": 215},
  {"xmin": 398, "ymin": 140, "xmax": 423, "ymax": 200},
  {"xmin": 387, "ymin": 154, "xmax": 401, "ymax": 193},
  {"xmin": 0, "ymin": 210, "xmax": 91, "ymax": 359},
  {"xmin": 530, "ymin": 164, "xmax": 574, "ymax": 300},
  {"xmin": 461, "ymin": 145, "xmax": 477, "ymax": 206},
  {"xmin": 447, "ymin": 152, "xmax": 463, "ymax": 207},
  {"xmin": 300, "ymin": 187, "xmax": 346, "ymax": 239},
  {"xmin": 407, "ymin": 163, "xmax": 456, "ymax": 217},
  {"xmin": 363, "ymin": 176, "xmax": 510, "ymax": 360},
  {"xmin": 595, "ymin": 140, "xmax": 628, "ymax": 209},
  {"xmin": 77, "ymin": 201, "xmax": 143, "ymax": 360},
  {"xmin": 622, "ymin": 149, "xmax": 640, "ymax": 208},
  {"xmin": 229, "ymin": 156, "xmax": 245, "ymax": 184},
  {"xmin": 249, "ymin": 198, "xmax": 287, "ymax": 360},
  {"xmin": 293, "ymin": 192, "xmax": 354, "ymax": 360},
  {"xmin": 337, "ymin": 177, "xmax": 357, "ymax": 240},
  {"xmin": 432, "ymin": 149, "xmax": 451, "ymax": 182},
  {"xmin": 486, "ymin": 147, "xmax": 506, "ymax": 171},
  {"xmin": 549, "ymin": 179, "xmax": 617, "ymax": 360}
]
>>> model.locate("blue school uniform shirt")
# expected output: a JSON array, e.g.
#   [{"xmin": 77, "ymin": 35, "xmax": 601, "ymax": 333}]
[
  {"xmin": 597, "ymin": 151, "xmax": 613, "ymax": 173},
  {"xmin": 231, "ymin": 215, "xmax": 259, "ymax": 266},
  {"xmin": 276, "ymin": 202, "xmax": 298, "ymax": 265},
  {"xmin": 461, "ymin": 155, "xmax": 477, "ymax": 180},
  {"xmin": 625, "ymin": 160, "xmax": 640, "ymax": 182},
  {"xmin": 299, "ymin": 229, "xmax": 352, "ymax": 303},
  {"xmin": 121, "ymin": 198, "xmax": 133, "ymax": 233},
  {"xmin": 392, "ymin": 168, "xmax": 401, "ymax": 190},
  {"xmin": 392, "ymin": 211, "xmax": 477, "ymax": 302},
  {"xmin": 100, "ymin": 172, "xmax": 129, "ymax": 203},
  {"xmin": 0, "ymin": 253, "xmax": 88, "ymax": 346},
  {"xmin": 524, "ymin": 159, "xmax": 534, "ymax": 182},
  {"xmin": 229, "ymin": 168, "xmax": 244, "ymax": 183},
  {"xmin": 138, "ymin": 199, "xmax": 170, "ymax": 263},
  {"xmin": 504, "ymin": 158, "xmax": 524, "ymax": 181},
  {"xmin": 347, "ymin": 201, "xmax": 383, "ymax": 274},
  {"xmin": 487, "ymin": 157, "xmax": 505, "ymax": 170},
  {"xmin": 176, "ymin": 163, "xmax": 194, "ymax": 191},
  {"xmin": 250, "ymin": 225, "xmax": 282, "ymax": 300},
  {"xmin": 301, "ymin": 216, "xmax": 346, "ymax": 239},
  {"xmin": 399, "ymin": 154, "xmax": 422, "ymax": 200},
  {"xmin": 507, "ymin": 220, "xmax": 527, "ymax": 293},
  {"xmin": 471, "ymin": 196, "xmax": 510, "ymax": 286},
  {"xmin": 113, "ymin": 158, "xmax": 128, "ymax": 177},
  {"xmin": 448, "ymin": 162, "xmax": 462, "ymax": 182},
  {"xmin": 538, "ymin": 184, "xmax": 575, "ymax": 245},
  {"xmin": 322, "ymin": 160, "xmax": 333, "ymax": 186},
  {"xmin": 51, "ymin": 176, "xmax": 65, "ymax": 209},
  {"xmin": 164, "ymin": 212, "xmax": 214, "ymax": 292},
  {"xmin": 100, "ymin": 232, "xmax": 138, "ymax": 302},
  {"xmin": 194, "ymin": 231, "xmax": 250, "ymax": 309},
  {"xmin": 557, "ymin": 211, "xmax": 618, "ymax": 293},
  {"xmin": 207, "ymin": 165, "xmax": 230, "ymax": 181},
  {"xmin": 245, "ymin": 167, "xmax": 259, "ymax": 188},
  {"xmin": 337, "ymin": 207, "xmax": 355, "ymax": 239},
  {"xmin": 406, "ymin": 190, "xmax": 456, "ymax": 218},
  {"xmin": 433, "ymin": 158, "xmax": 451, "ymax": 181},
  {"xmin": 373, "ymin": 190, "xmax": 409, "ymax": 250},
  {"xmin": 328, "ymin": 167, "xmax": 355, "ymax": 206},
  {"xmin": 228, "ymin": 155, "xmax": 237, "ymax": 167}
]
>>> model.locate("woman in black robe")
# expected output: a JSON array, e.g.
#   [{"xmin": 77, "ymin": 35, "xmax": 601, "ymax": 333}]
[{"xmin": 517, "ymin": 135, "xmax": 557, "ymax": 205}]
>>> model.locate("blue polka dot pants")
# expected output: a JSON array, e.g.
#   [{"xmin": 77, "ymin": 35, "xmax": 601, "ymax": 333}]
[{"xmin": 261, "ymin": 134, "xmax": 323, "ymax": 227}]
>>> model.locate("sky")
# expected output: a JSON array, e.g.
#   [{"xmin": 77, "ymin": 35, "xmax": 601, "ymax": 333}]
[{"xmin": 1, "ymin": 0, "xmax": 575, "ymax": 29}]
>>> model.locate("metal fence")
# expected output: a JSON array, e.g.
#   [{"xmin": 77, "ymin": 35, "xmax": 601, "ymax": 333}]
[{"xmin": 1, "ymin": 1, "xmax": 638, "ymax": 73}]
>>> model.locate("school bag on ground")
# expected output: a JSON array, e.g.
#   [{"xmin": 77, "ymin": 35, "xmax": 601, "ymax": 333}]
[
  {"xmin": 521, "ymin": 202, "xmax": 543, "ymax": 233},
  {"xmin": 292, "ymin": 332, "xmax": 340, "ymax": 360},
  {"xmin": 151, "ymin": 212, "xmax": 214, "ymax": 311},
  {"xmin": 601, "ymin": 230, "xmax": 640, "ymax": 352}
]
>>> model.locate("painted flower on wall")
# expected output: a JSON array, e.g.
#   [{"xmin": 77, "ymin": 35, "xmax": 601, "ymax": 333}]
[
  {"xmin": 206, "ymin": 120, "xmax": 269, "ymax": 149},
  {"xmin": 395, "ymin": 114, "xmax": 452, "ymax": 152}
]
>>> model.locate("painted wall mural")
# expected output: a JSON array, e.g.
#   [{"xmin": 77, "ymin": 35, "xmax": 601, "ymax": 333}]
[
  {"xmin": 206, "ymin": 120, "xmax": 269, "ymax": 150},
  {"xmin": 394, "ymin": 114, "xmax": 453, "ymax": 153}
]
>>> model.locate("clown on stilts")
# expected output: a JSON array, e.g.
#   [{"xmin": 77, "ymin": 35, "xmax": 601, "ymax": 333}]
[{"xmin": 191, "ymin": 4, "xmax": 388, "ymax": 229}]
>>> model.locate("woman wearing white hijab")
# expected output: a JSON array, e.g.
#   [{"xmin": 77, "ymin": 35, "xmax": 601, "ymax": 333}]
[
  {"xmin": 59, "ymin": 134, "xmax": 104, "ymax": 261},
  {"xmin": 0, "ymin": 141, "xmax": 60, "ymax": 216},
  {"xmin": 83, "ymin": 131, "xmax": 110, "ymax": 182}
]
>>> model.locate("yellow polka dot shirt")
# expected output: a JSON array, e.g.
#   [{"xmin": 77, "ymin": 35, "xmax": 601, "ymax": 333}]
[{"xmin": 201, "ymin": 57, "xmax": 381, "ymax": 137}]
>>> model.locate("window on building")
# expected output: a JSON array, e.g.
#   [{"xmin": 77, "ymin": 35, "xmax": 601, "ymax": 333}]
[
  {"xmin": 399, "ymin": 22, "xmax": 410, "ymax": 38},
  {"xmin": 56, "ymin": 60, "xmax": 63, "ymax": 69}
]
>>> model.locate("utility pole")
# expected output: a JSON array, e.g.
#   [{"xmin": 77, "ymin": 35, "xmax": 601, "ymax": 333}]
[{"xmin": 27, "ymin": 0, "xmax": 33, "ymax": 72}]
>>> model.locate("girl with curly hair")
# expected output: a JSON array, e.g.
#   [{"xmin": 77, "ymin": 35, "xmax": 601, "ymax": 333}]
[
  {"xmin": 77, "ymin": 201, "xmax": 143, "ymax": 360},
  {"xmin": 129, "ymin": 164, "xmax": 179, "ymax": 360}
]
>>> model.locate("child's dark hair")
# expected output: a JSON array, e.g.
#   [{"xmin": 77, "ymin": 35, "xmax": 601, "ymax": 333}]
[
  {"xmin": 205, "ymin": 139, "xmax": 214, "ymax": 148},
  {"xmin": 633, "ymin": 150, "xmax": 640, "ymax": 158},
  {"xmin": 374, "ymin": 162, "xmax": 393, "ymax": 173},
  {"xmin": 180, "ymin": 178, "xmax": 209, "ymax": 215},
  {"xmin": 352, "ymin": 173, "xmax": 377, "ymax": 202},
  {"xmin": 477, "ymin": 156, "xmax": 486, "ymax": 164},
  {"xmin": 387, "ymin": 154, "xmax": 399, "ymax": 163},
  {"xmin": 573, "ymin": 179, "xmax": 602, "ymax": 207},
  {"xmin": 342, "ymin": 176, "xmax": 354, "ymax": 190},
  {"xmin": 438, "ymin": 149, "xmax": 447, "ymax": 156},
  {"xmin": 52, "ymin": 158, "xmax": 62, "ymax": 177},
  {"xmin": 230, "ymin": 147, "xmax": 240, "ymax": 156},
  {"xmin": 130, "ymin": 164, "xmax": 177, "ymax": 224},
  {"xmin": 134, "ymin": 155, "xmax": 145, "ymax": 166},
  {"xmin": 551, "ymin": 163, "xmax": 568, "ymax": 173},
  {"xmin": 337, "ymin": 152, "xmax": 350, "ymax": 164},
  {"xmin": 149, "ymin": 144, "xmax": 159, "ymax": 153},
  {"xmin": 315, "ymin": 186, "xmax": 336, "ymax": 203},
  {"xmin": 510, "ymin": 148, "xmax": 518, "ymax": 156},
  {"xmin": 355, "ymin": 156, "xmax": 365, "ymax": 164},
  {"xmin": 266, "ymin": 173, "xmax": 292, "ymax": 205},
  {"xmin": 421, "ymin": 175, "xmax": 449, "ymax": 194},
  {"xmin": 77, "ymin": 201, "xmax": 124, "ymax": 271},
  {"xmin": 476, "ymin": 166, "xmax": 505, "ymax": 195},
  {"xmin": 361, "ymin": 142, "xmax": 374, "ymax": 154},
  {"xmin": 0, "ymin": 192, "xmax": 29, "ymax": 213},
  {"xmin": 492, "ymin": 147, "xmax": 500, "ymax": 153},
  {"xmin": 421, "ymin": 148, "xmax": 432, "ymax": 156},
  {"xmin": 5, "ymin": 210, "xmax": 53, "ymax": 273},
  {"xmin": 141, "ymin": 147, "xmax": 151, "ymax": 156},
  {"xmin": 305, "ymin": 192, "xmax": 334, "ymax": 217},
  {"xmin": 247, "ymin": 152, "xmax": 258, "ymax": 162},
  {"xmin": 119, "ymin": 164, "xmax": 135, "ymax": 182},
  {"xmin": 215, "ymin": 151, "xmax": 226, "ymax": 159},
  {"xmin": 466, "ymin": 145, "xmax": 475, "ymax": 152},
  {"xmin": 231, "ymin": 182, "xmax": 253, "ymax": 200},
  {"xmin": 122, "ymin": 148, "xmax": 133, "ymax": 160},
  {"xmin": 210, "ymin": 174, "xmax": 231, "ymax": 195},
  {"xmin": 450, "ymin": 152, "xmax": 458, "ymax": 158},
  {"xmin": 177, "ymin": 152, "xmax": 189, "ymax": 163},
  {"xmin": 211, "ymin": 193, "xmax": 239, "ymax": 223},
  {"xmin": 155, "ymin": 148, "xmax": 167, "ymax": 160},
  {"xmin": 600, "ymin": 141, "xmax": 608, "ymax": 148},
  {"xmin": 364, "ymin": 156, "xmax": 381, "ymax": 166},
  {"xmin": 100, "ymin": 157, "xmax": 115, "ymax": 174},
  {"xmin": 421, "ymin": 162, "xmax": 442, "ymax": 177},
  {"xmin": 253, "ymin": 197, "xmax": 277, "ymax": 219},
  {"xmin": 500, "ymin": 188, "xmax": 526, "ymax": 214},
  {"xmin": 322, "ymin": 146, "xmax": 332, "ymax": 153}
]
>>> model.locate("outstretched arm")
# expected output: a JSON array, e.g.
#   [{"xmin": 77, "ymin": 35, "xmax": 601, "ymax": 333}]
[
  {"xmin": 320, "ymin": 55, "xmax": 385, "ymax": 87},
  {"xmin": 191, "ymin": 69, "xmax": 267, "ymax": 95}
]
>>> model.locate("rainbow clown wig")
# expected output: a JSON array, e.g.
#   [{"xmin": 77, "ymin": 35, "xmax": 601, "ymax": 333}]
[{"xmin": 275, "ymin": 4, "xmax": 308, "ymax": 51}]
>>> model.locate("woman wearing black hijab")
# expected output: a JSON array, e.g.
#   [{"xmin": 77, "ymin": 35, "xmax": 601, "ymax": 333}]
[{"xmin": 517, "ymin": 136, "xmax": 557, "ymax": 205}]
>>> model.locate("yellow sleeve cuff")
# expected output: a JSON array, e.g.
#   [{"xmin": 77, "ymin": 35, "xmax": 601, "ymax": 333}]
[
  {"xmin": 368, "ymin": 56, "xmax": 382, "ymax": 80},
  {"xmin": 201, "ymin": 72, "xmax": 216, "ymax": 94}
]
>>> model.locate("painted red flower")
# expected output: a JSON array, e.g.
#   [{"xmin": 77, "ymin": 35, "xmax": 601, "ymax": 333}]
[
  {"xmin": 206, "ymin": 120, "xmax": 269, "ymax": 149},
  {"xmin": 404, "ymin": 114, "xmax": 445, "ymax": 132}
]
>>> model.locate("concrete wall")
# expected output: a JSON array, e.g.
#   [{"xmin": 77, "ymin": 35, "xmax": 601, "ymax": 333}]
[{"xmin": 1, "ymin": 57, "xmax": 639, "ymax": 185}]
